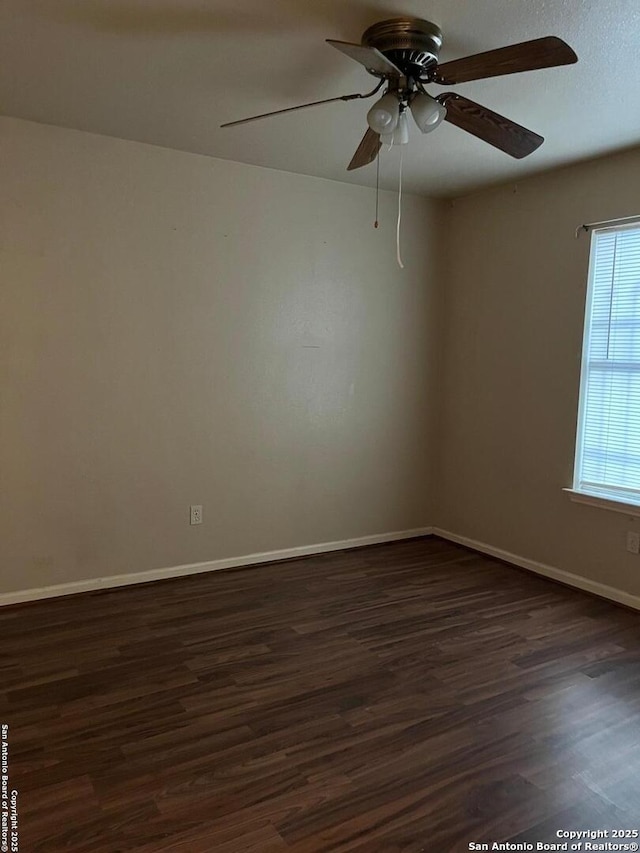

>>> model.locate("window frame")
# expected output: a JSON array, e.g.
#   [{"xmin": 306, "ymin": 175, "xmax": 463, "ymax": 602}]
[{"xmin": 568, "ymin": 222, "xmax": 640, "ymax": 515}]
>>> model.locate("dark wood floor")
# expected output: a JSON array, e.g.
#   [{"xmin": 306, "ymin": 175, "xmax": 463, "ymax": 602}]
[{"xmin": 2, "ymin": 537, "xmax": 640, "ymax": 852}]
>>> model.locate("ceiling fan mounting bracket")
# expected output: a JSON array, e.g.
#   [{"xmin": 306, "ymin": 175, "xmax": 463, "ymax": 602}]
[{"xmin": 362, "ymin": 18, "xmax": 443, "ymax": 79}]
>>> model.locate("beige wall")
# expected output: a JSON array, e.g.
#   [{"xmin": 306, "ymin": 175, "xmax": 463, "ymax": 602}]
[
  {"xmin": 437, "ymin": 147, "xmax": 640, "ymax": 597},
  {"xmin": 5, "ymin": 114, "xmax": 640, "ymax": 603},
  {"xmin": 0, "ymin": 117, "xmax": 442, "ymax": 594}
]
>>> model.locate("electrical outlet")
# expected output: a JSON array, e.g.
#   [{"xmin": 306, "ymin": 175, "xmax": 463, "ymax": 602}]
[
  {"xmin": 626, "ymin": 531, "xmax": 640, "ymax": 554},
  {"xmin": 190, "ymin": 505, "xmax": 202, "ymax": 526}
]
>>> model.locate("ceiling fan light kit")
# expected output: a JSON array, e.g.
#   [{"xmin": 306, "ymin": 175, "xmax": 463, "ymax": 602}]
[
  {"xmin": 366, "ymin": 91, "xmax": 400, "ymax": 134},
  {"xmin": 410, "ymin": 93, "xmax": 447, "ymax": 133},
  {"xmin": 381, "ymin": 110, "xmax": 410, "ymax": 146}
]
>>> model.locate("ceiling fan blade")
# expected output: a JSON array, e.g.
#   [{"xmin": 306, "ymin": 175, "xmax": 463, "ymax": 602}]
[
  {"xmin": 220, "ymin": 96, "xmax": 352, "ymax": 128},
  {"xmin": 347, "ymin": 128, "xmax": 381, "ymax": 171},
  {"xmin": 326, "ymin": 39, "xmax": 402, "ymax": 77},
  {"xmin": 220, "ymin": 90, "xmax": 378, "ymax": 128},
  {"xmin": 435, "ymin": 36, "xmax": 577, "ymax": 85},
  {"xmin": 221, "ymin": 80, "xmax": 385, "ymax": 128},
  {"xmin": 438, "ymin": 94, "xmax": 543, "ymax": 159}
]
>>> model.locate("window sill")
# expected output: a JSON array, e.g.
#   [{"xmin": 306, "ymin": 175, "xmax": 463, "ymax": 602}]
[{"xmin": 563, "ymin": 488, "xmax": 640, "ymax": 518}]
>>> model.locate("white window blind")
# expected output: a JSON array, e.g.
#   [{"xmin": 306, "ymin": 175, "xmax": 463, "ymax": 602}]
[{"xmin": 574, "ymin": 225, "xmax": 640, "ymax": 505}]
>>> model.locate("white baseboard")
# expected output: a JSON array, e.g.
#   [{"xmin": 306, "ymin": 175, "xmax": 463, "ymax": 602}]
[
  {"xmin": 8, "ymin": 525, "xmax": 636, "ymax": 613},
  {"xmin": 0, "ymin": 526, "xmax": 434, "ymax": 607},
  {"xmin": 433, "ymin": 527, "xmax": 640, "ymax": 612}
]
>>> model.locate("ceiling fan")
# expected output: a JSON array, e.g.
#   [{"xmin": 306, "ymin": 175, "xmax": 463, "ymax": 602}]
[{"xmin": 221, "ymin": 18, "xmax": 578, "ymax": 170}]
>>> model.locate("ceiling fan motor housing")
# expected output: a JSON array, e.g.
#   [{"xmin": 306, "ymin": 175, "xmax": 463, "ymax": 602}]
[{"xmin": 362, "ymin": 18, "xmax": 443, "ymax": 78}]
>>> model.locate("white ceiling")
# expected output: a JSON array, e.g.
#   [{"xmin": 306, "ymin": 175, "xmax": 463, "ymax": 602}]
[{"xmin": 2, "ymin": 0, "xmax": 640, "ymax": 197}]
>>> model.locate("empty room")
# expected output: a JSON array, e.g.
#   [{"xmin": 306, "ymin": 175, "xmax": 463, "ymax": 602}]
[{"xmin": 2, "ymin": 0, "xmax": 640, "ymax": 850}]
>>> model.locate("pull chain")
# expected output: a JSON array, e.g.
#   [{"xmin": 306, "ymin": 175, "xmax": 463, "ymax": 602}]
[
  {"xmin": 396, "ymin": 147, "xmax": 404, "ymax": 269},
  {"xmin": 374, "ymin": 153, "xmax": 380, "ymax": 228}
]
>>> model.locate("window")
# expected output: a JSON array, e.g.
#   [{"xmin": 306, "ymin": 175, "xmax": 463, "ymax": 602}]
[{"xmin": 573, "ymin": 224, "xmax": 640, "ymax": 509}]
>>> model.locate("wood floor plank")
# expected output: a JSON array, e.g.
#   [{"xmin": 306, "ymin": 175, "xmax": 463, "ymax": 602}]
[{"xmin": 2, "ymin": 536, "xmax": 639, "ymax": 851}]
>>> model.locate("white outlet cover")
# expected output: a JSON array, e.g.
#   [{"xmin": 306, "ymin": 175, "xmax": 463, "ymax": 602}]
[{"xmin": 190, "ymin": 505, "xmax": 202, "ymax": 525}]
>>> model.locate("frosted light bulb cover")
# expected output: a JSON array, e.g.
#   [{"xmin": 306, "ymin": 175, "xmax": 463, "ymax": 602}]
[
  {"xmin": 392, "ymin": 111, "xmax": 409, "ymax": 145},
  {"xmin": 367, "ymin": 92, "xmax": 400, "ymax": 134},
  {"xmin": 411, "ymin": 93, "xmax": 447, "ymax": 133}
]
